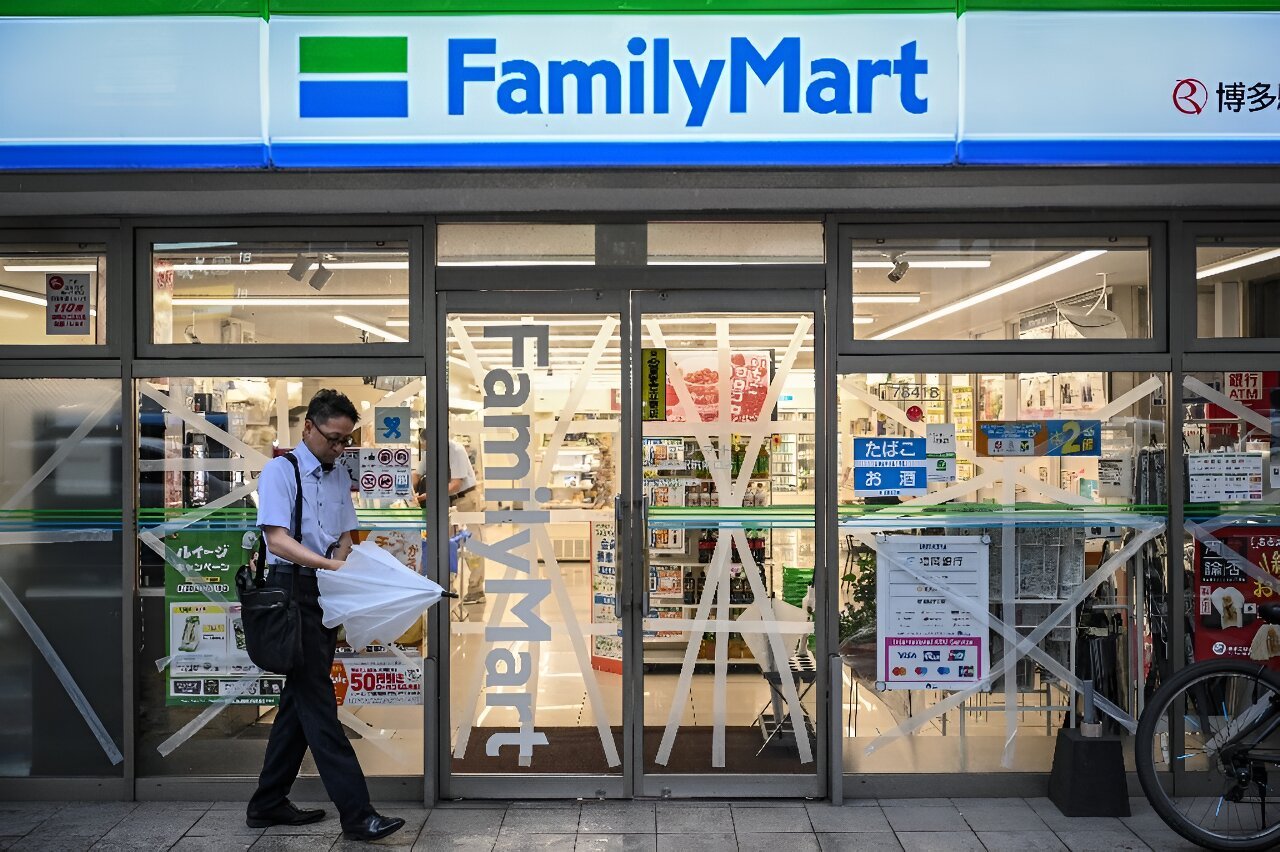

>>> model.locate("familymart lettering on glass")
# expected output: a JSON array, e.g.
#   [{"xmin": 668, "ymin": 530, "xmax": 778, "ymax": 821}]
[
  {"xmin": 467, "ymin": 324, "xmax": 554, "ymax": 761},
  {"xmin": 448, "ymin": 37, "xmax": 929, "ymax": 127}
]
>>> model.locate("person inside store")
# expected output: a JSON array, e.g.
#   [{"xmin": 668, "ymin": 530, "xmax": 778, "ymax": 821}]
[
  {"xmin": 246, "ymin": 389, "xmax": 405, "ymax": 843},
  {"xmin": 413, "ymin": 430, "xmax": 485, "ymax": 603}
]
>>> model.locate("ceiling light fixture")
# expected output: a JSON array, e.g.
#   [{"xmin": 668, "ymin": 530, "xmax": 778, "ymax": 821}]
[
  {"xmin": 871, "ymin": 250, "xmax": 1107, "ymax": 341},
  {"xmin": 0, "ymin": 285, "xmax": 49, "ymax": 306},
  {"xmin": 851, "ymin": 293, "xmax": 921, "ymax": 304},
  {"xmin": 286, "ymin": 254, "xmax": 314, "ymax": 282},
  {"xmin": 171, "ymin": 296, "xmax": 408, "ymax": 307},
  {"xmin": 852, "ymin": 316, "xmax": 876, "ymax": 325},
  {"xmin": 170, "ymin": 260, "xmax": 408, "ymax": 272},
  {"xmin": 2, "ymin": 264, "xmax": 98, "ymax": 273},
  {"xmin": 887, "ymin": 258, "xmax": 910, "ymax": 283},
  {"xmin": 308, "ymin": 263, "xmax": 333, "ymax": 291},
  {"xmin": 852, "ymin": 254, "xmax": 992, "ymax": 269},
  {"xmin": 386, "ymin": 318, "xmax": 410, "ymax": 328},
  {"xmin": 333, "ymin": 314, "xmax": 407, "ymax": 342},
  {"xmin": 1196, "ymin": 247, "xmax": 1280, "ymax": 280}
]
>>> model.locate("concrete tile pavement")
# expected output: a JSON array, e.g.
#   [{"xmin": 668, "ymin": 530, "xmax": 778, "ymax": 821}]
[{"xmin": 0, "ymin": 797, "xmax": 1175, "ymax": 850}]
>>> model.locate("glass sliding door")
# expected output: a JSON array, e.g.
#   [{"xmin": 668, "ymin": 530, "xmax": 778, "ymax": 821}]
[
  {"xmin": 634, "ymin": 292, "xmax": 822, "ymax": 795},
  {"xmin": 443, "ymin": 294, "xmax": 628, "ymax": 796}
]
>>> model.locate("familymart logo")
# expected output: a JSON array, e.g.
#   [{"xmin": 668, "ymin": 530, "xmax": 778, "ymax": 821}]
[{"xmin": 299, "ymin": 36, "xmax": 409, "ymax": 118}]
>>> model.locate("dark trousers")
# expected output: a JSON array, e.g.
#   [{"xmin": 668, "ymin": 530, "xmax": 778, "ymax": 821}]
[{"xmin": 248, "ymin": 573, "xmax": 372, "ymax": 828}]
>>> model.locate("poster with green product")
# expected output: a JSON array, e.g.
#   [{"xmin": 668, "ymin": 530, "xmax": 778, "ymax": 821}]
[{"xmin": 164, "ymin": 529, "xmax": 285, "ymax": 706}]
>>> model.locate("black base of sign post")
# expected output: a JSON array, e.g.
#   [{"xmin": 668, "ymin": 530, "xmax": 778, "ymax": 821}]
[{"xmin": 1047, "ymin": 728, "xmax": 1131, "ymax": 817}]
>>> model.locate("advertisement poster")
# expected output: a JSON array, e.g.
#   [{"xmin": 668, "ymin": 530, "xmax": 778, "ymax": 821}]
[
  {"xmin": 666, "ymin": 349, "xmax": 770, "ymax": 423},
  {"xmin": 45, "ymin": 272, "xmax": 90, "ymax": 335},
  {"xmin": 853, "ymin": 436, "xmax": 928, "ymax": 498},
  {"xmin": 165, "ymin": 529, "xmax": 285, "ymax": 705},
  {"xmin": 358, "ymin": 447, "xmax": 412, "ymax": 501},
  {"xmin": 641, "ymin": 348, "xmax": 667, "ymax": 422},
  {"xmin": 876, "ymin": 535, "xmax": 990, "ymax": 691},
  {"xmin": 590, "ymin": 521, "xmax": 622, "ymax": 673},
  {"xmin": 1194, "ymin": 527, "xmax": 1280, "ymax": 668},
  {"xmin": 642, "ymin": 437, "xmax": 685, "ymax": 471},
  {"xmin": 926, "ymin": 423, "xmax": 957, "ymax": 483},
  {"xmin": 976, "ymin": 420, "xmax": 1101, "ymax": 457},
  {"xmin": 331, "ymin": 652, "xmax": 423, "ymax": 705},
  {"xmin": 1188, "ymin": 452, "xmax": 1265, "ymax": 503}
]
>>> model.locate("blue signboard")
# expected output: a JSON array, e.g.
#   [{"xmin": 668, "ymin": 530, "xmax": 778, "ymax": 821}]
[{"xmin": 853, "ymin": 437, "xmax": 928, "ymax": 497}]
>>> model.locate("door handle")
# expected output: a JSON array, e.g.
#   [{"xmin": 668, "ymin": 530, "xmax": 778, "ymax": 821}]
[{"xmin": 614, "ymin": 495, "xmax": 624, "ymax": 620}]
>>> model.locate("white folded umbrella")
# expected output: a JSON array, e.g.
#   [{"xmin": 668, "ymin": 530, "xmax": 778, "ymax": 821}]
[{"xmin": 317, "ymin": 542, "xmax": 448, "ymax": 650}]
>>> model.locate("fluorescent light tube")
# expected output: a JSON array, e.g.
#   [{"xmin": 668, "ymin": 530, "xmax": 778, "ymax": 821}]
[
  {"xmin": 0, "ymin": 285, "xmax": 47, "ymax": 306},
  {"xmin": 2, "ymin": 264, "xmax": 97, "ymax": 273},
  {"xmin": 386, "ymin": 319, "xmax": 410, "ymax": 328},
  {"xmin": 333, "ymin": 314, "xmax": 407, "ymax": 342},
  {"xmin": 851, "ymin": 294, "xmax": 921, "ymax": 304},
  {"xmin": 871, "ymin": 250, "xmax": 1106, "ymax": 341},
  {"xmin": 172, "ymin": 297, "xmax": 408, "ymax": 307},
  {"xmin": 170, "ymin": 261, "xmax": 407, "ymax": 272},
  {"xmin": 852, "ymin": 316, "xmax": 875, "ymax": 325},
  {"xmin": 852, "ymin": 256, "xmax": 991, "ymax": 269},
  {"xmin": 1196, "ymin": 247, "xmax": 1280, "ymax": 280}
]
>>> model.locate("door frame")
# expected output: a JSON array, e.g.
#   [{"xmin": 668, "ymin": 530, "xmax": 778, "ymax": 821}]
[
  {"xmin": 435, "ymin": 286, "xmax": 828, "ymax": 799},
  {"xmin": 628, "ymin": 288, "xmax": 827, "ymax": 799},
  {"xmin": 436, "ymin": 288, "xmax": 634, "ymax": 800}
]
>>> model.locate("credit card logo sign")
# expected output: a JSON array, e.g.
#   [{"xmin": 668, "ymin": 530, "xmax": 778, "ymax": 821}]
[{"xmin": 299, "ymin": 36, "xmax": 409, "ymax": 119}]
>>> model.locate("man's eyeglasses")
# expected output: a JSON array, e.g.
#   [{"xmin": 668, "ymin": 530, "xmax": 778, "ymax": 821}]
[{"xmin": 309, "ymin": 421, "xmax": 355, "ymax": 448}]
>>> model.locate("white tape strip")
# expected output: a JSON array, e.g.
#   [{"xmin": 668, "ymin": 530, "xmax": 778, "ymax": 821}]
[
  {"xmin": 534, "ymin": 318, "xmax": 619, "ymax": 490},
  {"xmin": 862, "ymin": 525, "xmax": 1161, "ymax": 755},
  {"xmin": 376, "ymin": 377, "xmax": 426, "ymax": 409},
  {"xmin": 157, "ymin": 673, "xmax": 259, "ymax": 756},
  {"xmin": 0, "ymin": 530, "xmax": 115, "ymax": 546},
  {"xmin": 0, "ymin": 393, "xmax": 119, "ymax": 511},
  {"xmin": 0, "ymin": 575, "xmax": 123, "ymax": 764},
  {"xmin": 139, "ymin": 382, "xmax": 270, "ymax": 465},
  {"xmin": 337, "ymin": 707, "xmax": 409, "ymax": 762},
  {"xmin": 1186, "ymin": 519, "xmax": 1280, "ymax": 594},
  {"xmin": 712, "ymin": 577, "xmax": 728, "ymax": 768},
  {"xmin": 385, "ymin": 643, "xmax": 423, "ymax": 675}
]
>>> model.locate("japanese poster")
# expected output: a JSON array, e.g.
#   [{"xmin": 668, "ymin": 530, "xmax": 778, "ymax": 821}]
[
  {"xmin": 976, "ymin": 420, "xmax": 1101, "ymax": 457},
  {"xmin": 1188, "ymin": 452, "xmax": 1265, "ymax": 503},
  {"xmin": 1194, "ymin": 528, "xmax": 1280, "ymax": 667},
  {"xmin": 665, "ymin": 350, "xmax": 770, "ymax": 423},
  {"xmin": 876, "ymin": 535, "xmax": 991, "ymax": 691},
  {"xmin": 590, "ymin": 521, "xmax": 622, "ymax": 673},
  {"xmin": 358, "ymin": 447, "xmax": 412, "ymax": 501},
  {"xmin": 164, "ymin": 530, "xmax": 285, "ymax": 706},
  {"xmin": 45, "ymin": 272, "xmax": 90, "ymax": 335},
  {"xmin": 331, "ymin": 652, "xmax": 423, "ymax": 705}
]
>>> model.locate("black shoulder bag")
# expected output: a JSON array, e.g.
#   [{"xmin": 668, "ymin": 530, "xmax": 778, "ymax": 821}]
[{"xmin": 235, "ymin": 452, "xmax": 304, "ymax": 675}]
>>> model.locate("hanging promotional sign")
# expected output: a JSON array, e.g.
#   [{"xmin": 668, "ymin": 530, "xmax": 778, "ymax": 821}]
[
  {"xmin": 976, "ymin": 420, "xmax": 1101, "ymax": 457},
  {"xmin": 667, "ymin": 350, "xmax": 770, "ymax": 423},
  {"xmin": 1188, "ymin": 452, "xmax": 1265, "ymax": 502},
  {"xmin": 331, "ymin": 652, "xmax": 423, "ymax": 705},
  {"xmin": 876, "ymin": 535, "xmax": 990, "ymax": 691},
  {"xmin": 641, "ymin": 348, "xmax": 667, "ymax": 422}
]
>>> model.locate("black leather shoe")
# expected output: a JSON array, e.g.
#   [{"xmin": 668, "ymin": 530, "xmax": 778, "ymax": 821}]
[
  {"xmin": 342, "ymin": 813, "xmax": 406, "ymax": 842},
  {"xmin": 246, "ymin": 800, "xmax": 326, "ymax": 828}
]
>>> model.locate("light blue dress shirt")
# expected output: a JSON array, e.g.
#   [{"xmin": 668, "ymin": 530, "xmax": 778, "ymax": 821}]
[{"xmin": 257, "ymin": 441, "xmax": 359, "ymax": 565}]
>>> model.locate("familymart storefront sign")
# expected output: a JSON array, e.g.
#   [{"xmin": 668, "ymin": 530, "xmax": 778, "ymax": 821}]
[{"xmin": 1, "ymin": 9, "xmax": 1279, "ymax": 167}]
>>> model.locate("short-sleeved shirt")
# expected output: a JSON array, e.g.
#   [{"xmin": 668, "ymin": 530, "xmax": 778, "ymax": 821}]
[
  {"xmin": 256, "ymin": 441, "xmax": 359, "ymax": 565},
  {"xmin": 417, "ymin": 439, "xmax": 477, "ymax": 491}
]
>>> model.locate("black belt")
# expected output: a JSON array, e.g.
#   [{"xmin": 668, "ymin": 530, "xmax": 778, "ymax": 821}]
[
  {"xmin": 267, "ymin": 562, "xmax": 317, "ymax": 577},
  {"xmin": 449, "ymin": 485, "xmax": 477, "ymax": 504}
]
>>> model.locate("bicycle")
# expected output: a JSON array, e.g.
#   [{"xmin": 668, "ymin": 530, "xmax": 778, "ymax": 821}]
[{"xmin": 1136, "ymin": 604, "xmax": 1280, "ymax": 850}]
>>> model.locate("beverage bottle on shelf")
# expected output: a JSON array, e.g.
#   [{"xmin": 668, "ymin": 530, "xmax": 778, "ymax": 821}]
[{"xmin": 684, "ymin": 568, "xmax": 695, "ymax": 605}]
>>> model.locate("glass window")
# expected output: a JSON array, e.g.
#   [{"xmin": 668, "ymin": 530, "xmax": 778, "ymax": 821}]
[
  {"xmin": 1196, "ymin": 239, "xmax": 1280, "ymax": 338},
  {"xmin": 850, "ymin": 237, "xmax": 1151, "ymax": 342},
  {"xmin": 0, "ymin": 379, "xmax": 123, "ymax": 777},
  {"xmin": 0, "ymin": 246, "xmax": 106, "ymax": 345},
  {"xmin": 135, "ymin": 375, "xmax": 426, "ymax": 777},
  {"xmin": 437, "ymin": 223, "xmax": 595, "ymax": 266},
  {"xmin": 648, "ymin": 222, "xmax": 824, "ymax": 264},
  {"xmin": 837, "ymin": 370, "xmax": 1168, "ymax": 774},
  {"xmin": 151, "ymin": 240, "xmax": 410, "ymax": 345}
]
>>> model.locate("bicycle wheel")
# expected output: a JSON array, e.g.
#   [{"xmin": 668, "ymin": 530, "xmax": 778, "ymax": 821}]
[{"xmin": 1136, "ymin": 658, "xmax": 1280, "ymax": 851}]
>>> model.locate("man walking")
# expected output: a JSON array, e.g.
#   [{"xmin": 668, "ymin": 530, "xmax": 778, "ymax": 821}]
[{"xmin": 246, "ymin": 389, "xmax": 404, "ymax": 842}]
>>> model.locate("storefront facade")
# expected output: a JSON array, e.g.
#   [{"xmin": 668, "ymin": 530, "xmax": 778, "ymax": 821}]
[{"xmin": 2, "ymin": 1, "xmax": 1280, "ymax": 804}]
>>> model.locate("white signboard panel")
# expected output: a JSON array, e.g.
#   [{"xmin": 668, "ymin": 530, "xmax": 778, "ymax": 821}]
[
  {"xmin": 961, "ymin": 12, "xmax": 1280, "ymax": 163},
  {"xmin": 358, "ymin": 447, "xmax": 412, "ymax": 501},
  {"xmin": 45, "ymin": 273, "xmax": 89, "ymax": 335},
  {"xmin": 876, "ymin": 534, "xmax": 990, "ymax": 691}
]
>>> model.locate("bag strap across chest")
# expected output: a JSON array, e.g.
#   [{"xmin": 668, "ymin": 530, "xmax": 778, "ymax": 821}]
[{"xmin": 252, "ymin": 452, "xmax": 304, "ymax": 586}]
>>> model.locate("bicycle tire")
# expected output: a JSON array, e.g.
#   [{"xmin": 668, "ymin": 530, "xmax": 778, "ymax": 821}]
[{"xmin": 1136, "ymin": 658, "xmax": 1280, "ymax": 851}]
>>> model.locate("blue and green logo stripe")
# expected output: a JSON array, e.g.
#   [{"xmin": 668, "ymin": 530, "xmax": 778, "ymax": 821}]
[{"xmin": 299, "ymin": 36, "xmax": 409, "ymax": 118}]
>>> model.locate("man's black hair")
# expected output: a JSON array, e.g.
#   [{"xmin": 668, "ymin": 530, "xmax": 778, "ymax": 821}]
[{"xmin": 306, "ymin": 388, "xmax": 360, "ymax": 426}]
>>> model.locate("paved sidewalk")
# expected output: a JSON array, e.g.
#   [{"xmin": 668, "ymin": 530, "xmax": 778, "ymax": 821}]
[{"xmin": 0, "ymin": 796, "xmax": 1197, "ymax": 851}]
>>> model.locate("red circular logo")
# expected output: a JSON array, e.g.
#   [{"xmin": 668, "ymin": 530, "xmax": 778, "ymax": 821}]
[
  {"xmin": 48, "ymin": 275, "xmax": 64, "ymax": 290},
  {"xmin": 360, "ymin": 473, "xmax": 377, "ymax": 490},
  {"xmin": 906, "ymin": 405, "xmax": 924, "ymax": 422},
  {"xmin": 1173, "ymin": 78, "xmax": 1207, "ymax": 115}
]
